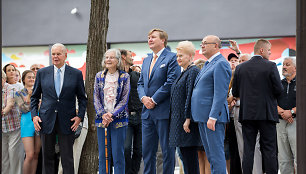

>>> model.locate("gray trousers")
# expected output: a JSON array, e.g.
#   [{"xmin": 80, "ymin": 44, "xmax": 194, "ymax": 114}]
[
  {"xmin": 2, "ymin": 130, "xmax": 23, "ymax": 174},
  {"xmin": 276, "ymin": 118, "xmax": 297, "ymax": 174},
  {"xmin": 233, "ymin": 104, "xmax": 263, "ymax": 174}
]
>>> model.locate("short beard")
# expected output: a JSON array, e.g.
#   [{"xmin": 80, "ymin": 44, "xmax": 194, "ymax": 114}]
[{"xmin": 282, "ymin": 71, "xmax": 290, "ymax": 77}]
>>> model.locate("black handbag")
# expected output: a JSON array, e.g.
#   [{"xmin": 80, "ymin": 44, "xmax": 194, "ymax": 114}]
[{"xmin": 74, "ymin": 122, "xmax": 83, "ymax": 139}]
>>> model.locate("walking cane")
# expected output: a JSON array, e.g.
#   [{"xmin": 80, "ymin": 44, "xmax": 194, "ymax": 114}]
[{"xmin": 105, "ymin": 127, "xmax": 109, "ymax": 174}]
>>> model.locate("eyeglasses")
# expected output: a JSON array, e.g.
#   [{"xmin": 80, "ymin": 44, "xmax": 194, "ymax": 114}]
[
  {"xmin": 31, "ymin": 68, "xmax": 40, "ymax": 70},
  {"xmin": 200, "ymin": 43, "xmax": 216, "ymax": 47}
]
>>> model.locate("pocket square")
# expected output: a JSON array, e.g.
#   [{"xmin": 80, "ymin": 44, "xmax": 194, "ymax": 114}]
[{"xmin": 160, "ymin": 64, "xmax": 166, "ymax": 68}]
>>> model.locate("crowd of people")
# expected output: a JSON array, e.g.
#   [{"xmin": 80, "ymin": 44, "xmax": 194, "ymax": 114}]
[
  {"xmin": 2, "ymin": 44, "xmax": 88, "ymax": 174},
  {"xmin": 2, "ymin": 28, "xmax": 296, "ymax": 174}
]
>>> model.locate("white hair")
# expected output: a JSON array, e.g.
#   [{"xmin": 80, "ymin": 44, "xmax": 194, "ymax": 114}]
[
  {"xmin": 51, "ymin": 43, "xmax": 67, "ymax": 54},
  {"xmin": 284, "ymin": 57, "xmax": 296, "ymax": 67},
  {"xmin": 102, "ymin": 49, "xmax": 123, "ymax": 70},
  {"xmin": 239, "ymin": 53, "xmax": 251, "ymax": 60}
]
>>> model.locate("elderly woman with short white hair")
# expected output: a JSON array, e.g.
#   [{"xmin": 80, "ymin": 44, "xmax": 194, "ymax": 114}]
[
  {"xmin": 169, "ymin": 41, "xmax": 202, "ymax": 174},
  {"xmin": 93, "ymin": 48, "xmax": 130, "ymax": 174}
]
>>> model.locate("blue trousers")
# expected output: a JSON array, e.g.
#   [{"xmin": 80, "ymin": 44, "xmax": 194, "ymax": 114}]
[
  {"xmin": 97, "ymin": 125, "xmax": 127, "ymax": 174},
  {"xmin": 198, "ymin": 122, "xmax": 226, "ymax": 174},
  {"xmin": 142, "ymin": 118, "xmax": 175, "ymax": 174}
]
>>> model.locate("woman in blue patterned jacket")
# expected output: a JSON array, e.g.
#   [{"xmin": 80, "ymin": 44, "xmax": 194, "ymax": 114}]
[{"xmin": 93, "ymin": 48, "xmax": 130, "ymax": 174}]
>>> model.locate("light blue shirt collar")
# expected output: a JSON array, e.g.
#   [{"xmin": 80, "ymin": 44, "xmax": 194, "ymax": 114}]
[{"xmin": 54, "ymin": 64, "xmax": 66, "ymax": 73}]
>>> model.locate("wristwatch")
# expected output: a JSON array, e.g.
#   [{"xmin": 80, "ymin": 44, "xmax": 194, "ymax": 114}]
[{"xmin": 291, "ymin": 109, "xmax": 295, "ymax": 115}]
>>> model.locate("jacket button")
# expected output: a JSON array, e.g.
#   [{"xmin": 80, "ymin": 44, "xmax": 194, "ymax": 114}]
[
  {"xmin": 55, "ymin": 110, "xmax": 58, "ymax": 113},
  {"xmin": 57, "ymin": 99, "xmax": 59, "ymax": 102}
]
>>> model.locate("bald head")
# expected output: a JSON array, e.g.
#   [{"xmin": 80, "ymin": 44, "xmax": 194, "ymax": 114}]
[
  {"xmin": 206, "ymin": 35, "xmax": 221, "ymax": 48},
  {"xmin": 201, "ymin": 35, "xmax": 221, "ymax": 59},
  {"xmin": 239, "ymin": 54, "xmax": 251, "ymax": 63}
]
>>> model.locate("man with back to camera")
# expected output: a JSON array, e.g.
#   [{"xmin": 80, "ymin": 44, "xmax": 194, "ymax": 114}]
[
  {"xmin": 232, "ymin": 39, "xmax": 283, "ymax": 174},
  {"xmin": 138, "ymin": 28, "xmax": 181, "ymax": 174},
  {"xmin": 31, "ymin": 43, "xmax": 87, "ymax": 174},
  {"xmin": 191, "ymin": 35, "xmax": 232, "ymax": 174},
  {"xmin": 229, "ymin": 53, "xmax": 264, "ymax": 174}
]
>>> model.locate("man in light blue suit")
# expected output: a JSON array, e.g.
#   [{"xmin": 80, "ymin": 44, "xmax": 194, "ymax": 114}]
[
  {"xmin": 191, "ymin": 35, "xmax": 232, "ymax": 174},
  {"xmin": 138, "ymin": 28, "xmax": 180, "ymax": 174}
]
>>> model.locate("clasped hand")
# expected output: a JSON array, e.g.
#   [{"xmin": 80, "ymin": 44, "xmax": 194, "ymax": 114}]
[
  {"xmin": 279, "ymin": 110, "xmax": 294, "ymax": 124},
  {"xmin": 142, "ymin": 96, "xmax": 156, "ymax": 109},
  {"xmin": 102, "ymin": 112, "xmax": 113, "ymax": 127}
]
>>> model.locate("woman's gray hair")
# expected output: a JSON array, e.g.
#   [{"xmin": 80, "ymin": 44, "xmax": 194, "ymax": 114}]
[{"xmin": 102, "ymin": 49, "xmax": 123, "ymax": 70}]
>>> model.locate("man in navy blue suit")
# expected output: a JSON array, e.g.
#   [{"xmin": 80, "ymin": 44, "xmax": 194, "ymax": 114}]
[
  {"xmin": 31, "ymin": 43, "xmax": 87, "ymax": 174},
  {"xmin": 138, "ymin": 28, "xmax": 180, "ymax": 174},
  {"xmin": 191, "ymin": 35, "xmax": 232, "ymax": 174}
]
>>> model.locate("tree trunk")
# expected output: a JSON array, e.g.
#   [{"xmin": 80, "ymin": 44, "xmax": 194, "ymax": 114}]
[
  {"xmin": 297, "ymin": 0, "xmax": 306, "ymax": 173},
  {"xmin": 79, "ymin": 0, "xmax": 109, "ymax": 173}
]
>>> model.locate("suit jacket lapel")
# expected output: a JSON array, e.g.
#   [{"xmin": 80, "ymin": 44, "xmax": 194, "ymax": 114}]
[
  {"xmin": 48, "ymin": 66, "xmax": 57, "ymax": 97},
  {"xmin": 147, "ymin": 54, "xmax": 153, "ymax": 80},
  {"xmin": 60, "ymin": 65, "xmax": 71, "ymax": 97},
  {"xmin": 194, "ymin": 55, "xmax": 222, "ymax": 87}
]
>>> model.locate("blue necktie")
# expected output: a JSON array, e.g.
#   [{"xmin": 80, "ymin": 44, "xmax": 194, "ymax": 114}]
[{"xmin": 55, "ymin": 69, "xmax": 61, "ymax": 97}]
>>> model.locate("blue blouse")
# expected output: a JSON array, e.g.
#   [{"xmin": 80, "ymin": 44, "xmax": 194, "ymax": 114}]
[{"xmin": 93, "ymin": 69, "xmax": 130, "ymax": 128}]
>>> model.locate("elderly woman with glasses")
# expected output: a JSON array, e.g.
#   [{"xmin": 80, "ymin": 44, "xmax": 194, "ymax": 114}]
[
  {"xmin": 169, "ymin": 41, "xmax": 202, "ymax": 174},
  {"xmin": 93, "ymin": 49, "xmax": 130, "ymax": 174}
]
